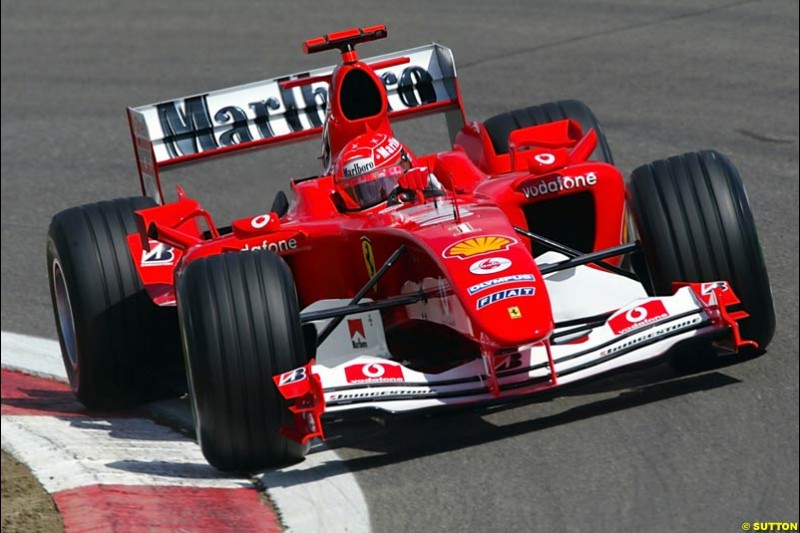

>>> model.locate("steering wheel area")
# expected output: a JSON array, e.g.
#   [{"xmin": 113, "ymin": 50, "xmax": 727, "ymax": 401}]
[{"xmin": 386, "ymin": 185, "xmax": 446, "ymax": 206}]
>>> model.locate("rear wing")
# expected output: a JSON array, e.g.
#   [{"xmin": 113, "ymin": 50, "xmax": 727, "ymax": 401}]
[{"xmin": 127, "ymin": 43, "xmax": 464, "ymax": 203}]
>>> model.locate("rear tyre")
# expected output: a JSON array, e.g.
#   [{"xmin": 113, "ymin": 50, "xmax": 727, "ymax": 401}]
[
  {"xmin": 46, "ymin": 197, "xmax": 182, "ymax": 409},
  {"xmin": 627, "ymin": 150, "xmax": 775, "ymax": 356},
  {"xmin": 483, "ymin": 99, "xmax": 614, "ymax": 163},
  {"xmin": 177, "ymin": 250, "xmax": 307, "ymax": 472}
]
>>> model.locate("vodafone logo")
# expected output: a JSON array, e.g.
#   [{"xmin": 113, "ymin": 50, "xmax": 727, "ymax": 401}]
[
  {"xmin": 362, "ymin": 364, "xmax": 387, "ymax": 378},
  {"xmin": 519, "ymin": 172, "xmax": 598, "ymax": 199},
  {"xmin": 251, "ymin": 213, "xmax": 272, "ymax": 229},
  {"xmin": 609, "ymin": 300, "xmax": 669, "ymax": 335},
  {"xmin": 469, "ymin": 257, "xmax": 512, "ymax": 275},
  {"xmin": 344, "ymin": 363, "xmax": 404, "ymax": 384},
  {"xmin": 625, "ymin": 307, "xmax": 648, "ymax": 322},
  {"xmin": 534, "ymin": 152, "xmax": 556, "ymax": 165}
]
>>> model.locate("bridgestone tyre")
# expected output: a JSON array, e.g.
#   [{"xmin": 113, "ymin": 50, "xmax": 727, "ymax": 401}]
[
  {"xmin": 483, "ymin": 99, "xmax": 614, "ymax": 163},
  {"xmin": 177, "ymin": 250, "xmax": 307, "ymax": 472},
  {"xmin": 46, "ymin": 196, "xmax": 182, "ymax": 409},
  {"xmin": 627, "ymin": 150, "xmax": 775, "ymax": 350}
]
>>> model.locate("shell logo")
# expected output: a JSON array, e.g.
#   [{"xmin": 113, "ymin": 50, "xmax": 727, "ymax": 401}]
[{"xmin": 443, "ymin": 235, "xmax": 516, "ymax": 259}]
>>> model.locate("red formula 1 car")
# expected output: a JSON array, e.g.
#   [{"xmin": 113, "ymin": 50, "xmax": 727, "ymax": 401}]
[{"xmin": 47, "ymin": 25, "xmax": 775, "ymax": 471}]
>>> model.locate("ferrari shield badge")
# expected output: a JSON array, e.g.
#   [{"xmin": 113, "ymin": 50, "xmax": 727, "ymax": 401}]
[{"xmin": 361, "ymin": 236, "xmax": 377, "ymax": 281}]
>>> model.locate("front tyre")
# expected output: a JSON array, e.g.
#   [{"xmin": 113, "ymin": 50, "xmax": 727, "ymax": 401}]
[
  {"xmin": 627, "ymin": 150, "xmax": 775, "ymax": 350},
  {"xmin": 177, "ymin": 250, "xmax": 307, "ymax": 472}
]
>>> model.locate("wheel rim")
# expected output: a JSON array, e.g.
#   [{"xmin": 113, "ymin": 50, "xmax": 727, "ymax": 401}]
[{"xmin": 52, "ymin": 259, "xmax": 79, "ymax": 369}]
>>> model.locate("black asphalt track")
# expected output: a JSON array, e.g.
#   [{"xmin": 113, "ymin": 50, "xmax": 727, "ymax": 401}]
[{"xmin": 2, "ymin": 1, "xmax": 797, "ymax": 531}]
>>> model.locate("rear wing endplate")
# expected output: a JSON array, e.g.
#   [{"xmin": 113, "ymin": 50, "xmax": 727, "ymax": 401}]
[{"xmin": 127, "ymin": 43, "xmax": 464, "ymax": 203}]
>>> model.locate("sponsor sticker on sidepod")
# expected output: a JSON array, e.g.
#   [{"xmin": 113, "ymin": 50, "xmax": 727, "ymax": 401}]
[
  {"xmin": 444, "ymin": 236, "xmax": 516, "ymax": 259},
  {"xmin": 476, "ymin": 287, "xmax": 536, "ymax": 310},
  {"xmin": 519, "ymin": 172, "xmax": 598, "ymax": 199},
  {"xmin": 469, "ymin": 256, "xmax": 512, "ymax": 275},
  {"xmin": 345, "ymin": 363, "xmax": 404, "ymax": 384},
  {"xmin": 468, "ymin": 274, "xmax": 536, "ymax": 295},
  {"xmin": 141, "ymin": 241, "xmax": 175, "ymax": 266},
  {"xmin": 608, "ymin": 300, "xmax": 669, "ymax": 335}
]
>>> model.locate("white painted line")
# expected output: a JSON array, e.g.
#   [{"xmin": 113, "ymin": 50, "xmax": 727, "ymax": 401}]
[
  {"xmin": 1, "ymin": 415, "xmax": 249, "ymax": 493},
  {"xmin": 258, "ymin": 444, "xmax": 371, "ymax": 533},
  {"xmin": 1, "ymin": 331, "xmax": 67, "ymax": 382},
  {"xmin": 1, "ymin": 330, "xmax": 373, "ymax": 533}
]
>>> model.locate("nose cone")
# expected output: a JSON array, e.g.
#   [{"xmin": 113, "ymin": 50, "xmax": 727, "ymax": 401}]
[
  {"xmin": 449, "ymin": 248, "xmax": 554, "ymax": 347},
  {"xmin": 396, "ymin": 202, "xmax": 555, "ymax": 348}
]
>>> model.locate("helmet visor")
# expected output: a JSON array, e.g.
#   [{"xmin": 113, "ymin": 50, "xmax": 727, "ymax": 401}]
[{"xmin": 340, "ymin": 165, "xmax": 403, "ymax": 209}]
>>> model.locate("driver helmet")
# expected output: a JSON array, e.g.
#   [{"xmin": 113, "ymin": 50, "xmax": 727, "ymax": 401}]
[{"xmin": 334, "ymin": 132, "xmax": 414, "ymax": 210}]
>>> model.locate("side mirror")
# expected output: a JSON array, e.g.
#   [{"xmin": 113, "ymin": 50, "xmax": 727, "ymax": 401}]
[{"xmin": 271, "ymin": 190, "xmax": 290, "ymax": 217}]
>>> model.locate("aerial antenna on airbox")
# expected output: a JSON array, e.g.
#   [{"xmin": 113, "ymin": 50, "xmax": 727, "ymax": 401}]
[{"xmin": 303, "ymin": 25, "xmax": 388, "ymax": 64}]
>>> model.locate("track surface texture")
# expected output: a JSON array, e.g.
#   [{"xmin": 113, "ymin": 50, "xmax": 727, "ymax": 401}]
[{"xmin": 2, "ymin": 1, "xmax": 798, "ymax": 532}]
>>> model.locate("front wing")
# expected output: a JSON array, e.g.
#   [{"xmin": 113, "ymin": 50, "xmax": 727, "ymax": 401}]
[{"xmin": 274, "ymin": 284, "xmax": 754, "ymax": 443}]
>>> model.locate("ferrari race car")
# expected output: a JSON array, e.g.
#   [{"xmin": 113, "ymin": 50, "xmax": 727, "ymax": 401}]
[{"xmin": 47, "ymin": 25, "xmax": 775, "ymax": 471}]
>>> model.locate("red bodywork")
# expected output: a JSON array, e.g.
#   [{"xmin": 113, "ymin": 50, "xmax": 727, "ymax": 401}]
[
  {"xmin": 129, "ymin": 133, "xmax": 625, "ymax": 348},
  {"xmin": 127, "ymin": 25, "xmax": 627, "ymax": 365},
  {"xmin": 123, "ymin": 26, "xmax": 756, "ymax": 445}
]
